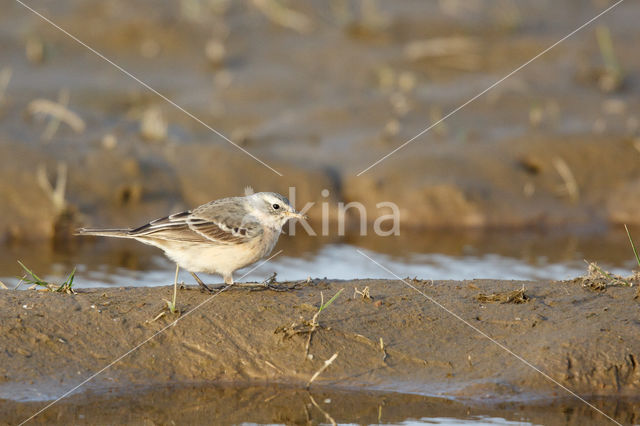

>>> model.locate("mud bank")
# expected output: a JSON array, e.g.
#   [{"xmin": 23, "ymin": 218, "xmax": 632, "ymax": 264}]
[
  {"xmin": 2, "ymin": 1, "xmax": 640, "ymax": 240},
  {"xmin": 1, "ymin": 279, "xmax": 638, "ymax": 409}
]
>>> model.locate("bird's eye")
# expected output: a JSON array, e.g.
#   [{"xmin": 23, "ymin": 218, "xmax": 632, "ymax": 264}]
[{"xmin": 272, "ymin": 204, "xmax": 280, "ymax": 210}]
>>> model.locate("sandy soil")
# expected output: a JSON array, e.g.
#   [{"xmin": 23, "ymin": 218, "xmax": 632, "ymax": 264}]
[{"xmin": 1, "ymin": 278, "xmax": 638, "ymax": 423}]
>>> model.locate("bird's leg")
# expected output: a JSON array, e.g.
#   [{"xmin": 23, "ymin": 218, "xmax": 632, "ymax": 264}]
[
  {"xmin": 169, "ymin": 264, "xmax": 179, "ymax": 312},
  {"xmin": 223, "ymin": 274, "xmax": 234, "ymax": 285},
  {"xmin": 191, "ymin": 272, "xmax": 214, "ymax": 293}
]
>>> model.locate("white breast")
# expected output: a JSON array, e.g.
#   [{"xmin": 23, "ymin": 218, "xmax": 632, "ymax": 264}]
[{"xmin": 147, "ymin": 226, "xmax": 282, "ymax": 277}]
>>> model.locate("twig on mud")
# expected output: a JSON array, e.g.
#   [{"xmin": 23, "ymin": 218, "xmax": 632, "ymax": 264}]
[
  {"xmin": 379, "ymin": 337, "xmax": 388, "ymax": 363},
  {"xmin": 255, "ymin": 272, "xmax": 296, "ymax": 291},
  {"xmin": 306, "ymin": 352, "xmax": 338, "ymax": 389},
  {"xmin": 147, "ymin": 304, "xmax": 181, "ymax": 323},
  {"xmin": 305, "ymin": 289, "xmax": 343, "ymax": 359},
  {"xmin": 582, "ymin": 260, "xmax": 631, "ymax": 290},
  {"xmin": 148, "ymin": 310, "xmax": 168, "ymax": 323},
  {"xmin": 353, "ymin": 286, "xmax": 371, "ymax": 300},
  {"xmin": 477, "ymin": 285, "xmax": 529, "ymax": 304},
  {"xmin": 274, "ymin": 288, "xmax": 343, "ymax": 360},
  {"xmin": 0, "ymin": 280, "xmax": 7, "ymax": 290},
  {"xmin": 246, "ymin": 273, "xmax": 310, "ymax": 292},
  {"xmin": 262, "ymin": 271, "xmax": 278, "ymax": 286},
  {"xmin": 308, "ymin": 393, "xmax": 337, "ymax": 426},
  {"xmin": 198, "ymin": 274, "xmax": 308, "ymax": 293}
]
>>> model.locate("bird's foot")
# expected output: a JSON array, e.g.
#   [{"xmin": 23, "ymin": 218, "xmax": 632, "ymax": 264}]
[
  {"xmin": 190, "ymin": 272, "xmax": 217, "ymax": 293},
  {"xmin": 245, "ymin": 273, "xmax": 310, "ymax": 292}
]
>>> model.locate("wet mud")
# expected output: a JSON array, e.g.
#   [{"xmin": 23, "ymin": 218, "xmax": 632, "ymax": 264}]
[{"xmin": 1, "ymin": 279, "xmax": 638, "ymax": 423}]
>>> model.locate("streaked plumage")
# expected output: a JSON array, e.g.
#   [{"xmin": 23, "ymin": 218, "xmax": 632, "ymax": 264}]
[{"xmin": 77, "ymin": 192, "xmax": 304, "ymax": 287}]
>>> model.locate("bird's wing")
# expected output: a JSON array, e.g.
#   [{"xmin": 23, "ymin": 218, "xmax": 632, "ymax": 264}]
[{"xmin": 129, "ymin": 199, "xmax": 262, "ymax": 244}]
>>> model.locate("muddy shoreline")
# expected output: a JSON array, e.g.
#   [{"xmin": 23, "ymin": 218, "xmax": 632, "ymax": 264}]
[{"xmin": 1, "ymin": 278, "xmax": 638, "ymax": 422}]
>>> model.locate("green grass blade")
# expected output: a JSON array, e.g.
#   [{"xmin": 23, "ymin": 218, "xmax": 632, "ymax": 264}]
[
  {"xmin": 587, "ymin": 260, "xmax": 630, "ymax": 287},
  {"xmin": 67, "ymin": 267, "xmax": 76, "ymax": 287},
  {"xmin": 57, "ymin": 267, "xmax": 76, "ymax": 292},
  {"xmin": 318, "ymin": 288, "xmax": 344, "ymax": 313},
  {"xmin": 17, "ymin": 260, "xmax": 47, "ymax": 286},
  {"xmin": 624, "ymin": 224, "xmax": 640, "ymax": 269}
]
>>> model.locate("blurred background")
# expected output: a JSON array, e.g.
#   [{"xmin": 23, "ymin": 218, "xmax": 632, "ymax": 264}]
[{"xmin": 0, "ymin": 0, "xmax": 639, "ymax": 286}]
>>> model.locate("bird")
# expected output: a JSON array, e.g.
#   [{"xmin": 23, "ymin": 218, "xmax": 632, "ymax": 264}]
[{"xmin": 76, "ymin": 191, "xmax": 305, "ymax": 297}]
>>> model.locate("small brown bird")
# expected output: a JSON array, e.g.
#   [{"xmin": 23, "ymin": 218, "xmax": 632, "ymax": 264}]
[{"xmin": 77, "ymin": 192, "xmax": 305, "ymax": 296}]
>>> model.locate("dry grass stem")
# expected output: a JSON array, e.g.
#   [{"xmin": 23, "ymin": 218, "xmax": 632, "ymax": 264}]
[
  {"xmin": 581, "ymin": 261, "xmax": 634, "ymax": 290},
  {"xmin": 27, "ymin": 98, "xmax": 85, "ymax": 134},
  {"xmin": 306, "ymin": 352, "xmax": 338, "ymax": 389},
  {"xmin": 251, "ymin": 0, "xmax": 313, "ymax": 33},
  {"xmin": 477, "ymin": 285, "xmax": 529, "ymax": 304},
  {"xmin": 552, "ymin": 157, "xmax": 579, "ymax": 202},
  {"xmin": 404, "ymin": 36, "xmax": 479, "ymax": 61},
  {"xmin": 353, "ymin": 286, "xmax": 371, "ymax": 300},
  {"xmin": 42, "ymin": 89, "xmax": 70, "ymax": 140},
  {"xmin": 304, "ymin": 289, "xmax": 343, "ymax": 358},
  {"xmin": 253, "ymin": 273, "xmax": 309, "ymax": 291},
  {"xmin": 140, "ymin": 107, "xmax": 168, "ymax": 142},
  {"xmin": 595, "ymin": 25, "xmax": 624, "ymax": 92},
  {"xmin": 308, "ymin": 394, "xmax": 337, "ymax": 426},
  {"xmin": 36, "ymin": 162, "xmax": 68, "ymax": 214},
  {"xmin": 379, "ymin": 337, "xmax": 388, "ymax": 363},
  {"xmin": 274, "ymin": 289, "xmax": 343, "ymax": 360},
  {"xmin": 0, "ymin": 67, "xmax": 12, "ymax": 103}
]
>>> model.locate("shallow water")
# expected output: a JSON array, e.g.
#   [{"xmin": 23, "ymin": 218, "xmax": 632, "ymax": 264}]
[
  {"xmin": 2, "ymin": 228, "xmax": 637, "ymax": 288},
  {"xmin": 2, "ymin": 384, "xmax": 633, "ymax": 426}
]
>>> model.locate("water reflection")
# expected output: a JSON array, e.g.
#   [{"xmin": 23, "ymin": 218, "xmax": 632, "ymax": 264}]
[
  {"xmin": 1, "ymin": 227, "xmax": 638, "ymax": 288},
  {"xmin": 1, "ymin": 384, "xmax": 635, "ymax": 425}
]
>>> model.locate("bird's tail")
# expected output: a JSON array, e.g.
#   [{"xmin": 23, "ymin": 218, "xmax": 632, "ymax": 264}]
[{"xmin": 75, "ymin": 228, "xmax": 133, "ymax": 238}]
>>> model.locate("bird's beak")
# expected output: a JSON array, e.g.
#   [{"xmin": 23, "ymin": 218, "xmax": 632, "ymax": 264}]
[{"xmin": 287, "ymin": 210, "xmax": 308, "ymax": 220}]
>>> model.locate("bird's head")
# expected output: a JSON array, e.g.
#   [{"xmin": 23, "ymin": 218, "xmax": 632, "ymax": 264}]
[{"xmin": 248, "ymin": 192, "xmax": 306, "ymax": 229}]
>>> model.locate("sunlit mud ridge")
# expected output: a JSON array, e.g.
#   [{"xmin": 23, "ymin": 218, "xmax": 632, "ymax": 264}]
[{"xmin": 1, "ymin": 278, "xmax": 638, "ymax": 410}]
